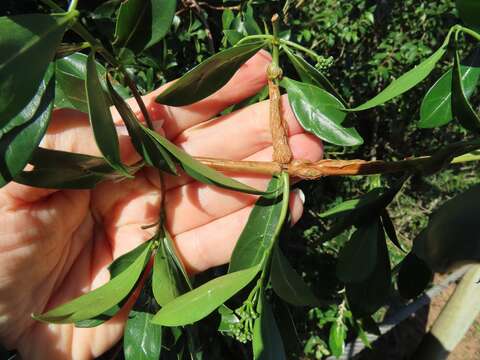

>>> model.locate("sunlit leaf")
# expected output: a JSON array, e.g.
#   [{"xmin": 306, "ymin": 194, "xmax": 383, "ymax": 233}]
[
  {"xmin": 34, "ymin": 241, "xmax": 152, "ymax": 323},
  {"xmin": 281, "ymin": 77, "xmax": 363, "ymax": 146},
  {"xmin": 155, "ymin": 42, "xmax": 266, "ymax": 106},
  {"xmin": 151, "ymin": 265, "xmax": 260, "ymax": 326},
  {"xmin": 328, "ymin": 322, "xmax": 346, "ymax": 358}
]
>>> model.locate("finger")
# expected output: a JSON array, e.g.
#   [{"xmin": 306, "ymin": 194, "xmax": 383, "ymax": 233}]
[
  {"xmin": 175, "ymin": 95, "xmax": 302, "ymax": 160},
  {"xmin": 165, "ymin": 133, "xmax": 322, "ymax": 235},
  {"xmin": 173, "ymin": 190, "xmax": 305, "ymax": 273},
  {"xmin": 122, "ymin": 51, "xmax": 272, "ymax": 139},
  {"xmin": 3, "ymin": 109, "xmax": 141, "ymax": 203}
]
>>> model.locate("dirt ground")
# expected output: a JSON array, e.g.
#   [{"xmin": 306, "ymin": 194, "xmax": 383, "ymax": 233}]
[{"xmin": 357, "ymin": 274, "xmax": 480, "ymax": 360}]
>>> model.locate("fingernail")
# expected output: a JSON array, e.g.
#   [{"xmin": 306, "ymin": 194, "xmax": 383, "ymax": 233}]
[{"xmin": 294, "ymin": 188, "xmax": 306, "ymax": 204}]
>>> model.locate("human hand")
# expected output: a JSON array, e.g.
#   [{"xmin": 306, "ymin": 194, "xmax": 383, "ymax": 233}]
[{"xmin": 0, "ymin": 51, "xmax": 323, "ymax": 359}]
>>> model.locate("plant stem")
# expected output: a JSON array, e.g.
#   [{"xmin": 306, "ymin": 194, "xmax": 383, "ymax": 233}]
[
  {"xmin": 268, "ymin": 14, "xmax": 292, "ymax": 164},
  {"xmin": 279, "ymin": 39, "xmax": 319, "ymax": 61},
  {"xmin": 235, "ymin": 34, "xmax": 274, "ymax": 46},
  {"xmin": 459, "ymin": 26, "xmax": 480, "ymax": 41}
]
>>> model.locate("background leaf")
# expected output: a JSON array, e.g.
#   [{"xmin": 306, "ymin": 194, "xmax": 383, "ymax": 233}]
[
  {"xmin": 155, "ymin": 42, "xmax": 265, "ymax": 106},
  {"xmin": 115, "ymin": 0, "xmax": 176, "ymax": 53},
  {"xmin": 281, "ymin": 77, "xmax": 363, "ymax": 146},
  {"xmin": 456, "ymin": 0, "xmax": 480, "ymax": 31},
  {"xmin": 398, "ymin": 252, "xmax": 433, "ymax": 299},
  {"xmin": 124, "ymin": 311, "xmax": 162, "ymax": 360},
  {"xmin": 0, "ymin": 13, "xmax": 70, "ymax": 123}
]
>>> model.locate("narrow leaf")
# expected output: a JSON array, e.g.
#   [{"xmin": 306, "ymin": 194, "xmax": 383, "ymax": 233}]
[
  {"xmin": 86, "ymin": 51, "xmax": 132, "ymax": 176},
  {"xmin": 109, "ymin": 241, "xmax": 152, "ymax": 279},
  {"xmin": 144, "ymin": 127, "xmax": 269, "ymax": 195},
  {"xmin": 0, "ymin": 13, "xmax": 71, "ymax": 123},
  {"xmin": 253, "ymin": 293, "xmax": 286, "ymax": 360},
  {"xmin": 336, "ymin": 220, "xmax": 380, "ymax": 283},
  {"xmin": 151, "ymin": 265, "xmax": 260, "ymax": 326},
  {"xmin": 270, "ymin": 246, "xmax": 320, "ymax": 307},
  {"xmin": 350, "ymin": 38, "xmax": 450, "ymax": 111},
  {"xmin": 281, "ymin": 77, "xmax": 363, "ymax": 146},
  {"xmin": 380, "ymin": 210, "xmax": 404, "ymax": 251},
  {"xmin": 155, "ymin": 42, "xmax": 266, "ymax": 106},
  {"xmin": 329, "ymin": 322, "xmax": 346, "ymax": 358},
  {"xmin": 34, "ymin": 241, "xmax": 152, "ymax": 323},
  {"xmin": 451, "ymin": 49, "xmax": 480, "ymax": 134},
  {"xmin": 124, "ymin": 311, "xmax": 162, "ymax": 360},
  {"xmin": 0, "ymin": 63, "xmax": 55, "ymax": 187},
  {"xmin": 229, "ymin": 176, "xmax": 284, "ymax": 273}
]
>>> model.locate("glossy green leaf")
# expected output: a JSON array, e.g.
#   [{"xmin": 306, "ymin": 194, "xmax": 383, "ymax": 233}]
[
  {"xmin": 115, "ymin": 0, "xmax": 176, "ymax": 53},
  {"xmin": 329, "ymin": 322, "xmax": 346, "ymax": 358},
  {"xmin": 281, "ymin": 77, "xmax": 363, "ymax": 146},
  {"xmin": 34, "ymin": 241, "xmax": 152, "ymax": 323},
  {"xmin": 124, "ymin": 311, "xmax": 162, "ymax": 360},
  {"xmin": 336, "ymin": 220, "xmax": 380, "ymax": 283},
  {"xmin": 346, "ymin": 229, "xmax": 391, "ymax": 316},
  {"xmin": 398, "ymin": 252, "xmax": 433, "ymax": 299},
  {"xmin": 229, "ymin": 176, "xmax": 284, "ymax": 273},
  {"xmin": 413, "ymin": 184, "xmax": 480, "ymax": 272},
  {"xmin": 252, "ymin": 293, "xmax": 286, "ymax": 360},
  {"xmin": 109, "ymin": 241, "xmax": 152, "ymax": 279},
  {"xmin": 419, "ymin": 50, "xmax": 480, "ymax": 128},
  {"xmin": 0, "ymin": 64, "xmax": 54, "ymax": 187},
  {"xmin": 319, "ymin": 188, "xmax": 384, "ymax": 219},
  {"xmin": 86, "ymin": 51, "xmax": 132, "ymax": 177},
  {"xmin": 144, "ymin": 127, "xmax": 268, "ymax": 195},
  {"xmin": 380, "ymin": 210, "xmax": 404, "ymax": 251},
  {"xmin": 152, "ymin": 235, "xmax": 186, "ymax": 306},
  {"xmin": 155, "ymin": 42, "xmax": 266, "ymax": 106},
  {"xmin": 456, "ymin": 0, "xmax": 480, "ymax": 31},
  {"xmin": 106, "ymin": 76, "xmax": 177, "ymax": 174},
  {"xmin": 14, "ymin": 148, "xmax": 120, "ymax": 189},
  {"xmin": 270, "ymin": 246, "xmax": 320, "ymax": 307},
  {"xmin": 0, "ymin": 13, "xmax": 71, "ymax": 124},
  {"xmin": 451, "ymin": 49, "xmax": 480, "ymax": 134},
  {"xmin": 350, "ymin": 39, "xmax": 450, "ymax": 111},
  {"xmin": 151, "ymin": 265, "xmax": 260, "ymax": 326},
  {"xmin": 74, "ymin": 305, "xmax": 121, "ymax": 328},
  {"xmin": 283, "ymin": 47, "xmax": 344, "ymax": 104}
]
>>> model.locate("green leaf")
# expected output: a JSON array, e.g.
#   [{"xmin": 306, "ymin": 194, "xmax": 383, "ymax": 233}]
[
  {"xmin": 124, "ymin": 311, "xmax": 162, "ymax": 360},
  {"xmin": 283, "ymin": 47, "xmax": 345, "ymax": 104},
  {"xmin": 155, "ymin": 42, "xmax": 266, "ymax": 106},
  {"xmin": 14, "ymin": 148, "xmax": 120, "ymax": 189},
  {"xmin": 0, "ymin": 13, "xmax": 71, "ymax": 123},
  {"xmin": 152, "ymin": 234, "xmax": 187, "ymax": 306},
  {"xmin": 350, "ymin": 39, "xmax": 450, "ymax": 111},
  {"xmin": 217, "ymin": 305, "xmax": 240, "ymax": 334},
  {"xmin": 151, "ymin": 265, "xmax": 260, "ymax": 326},
  {"xmin": 346, "ymin": 229, "xmax": 391, "ymax": 316},
  {"xmin": 270, "ymin": 246, "xmax": 320, "ymax": 307},
  {"xmin": 456, "ymin": 0, "xmax": 480, "ymax": 31},
  {"xmin": 319, "ymin": 188, "xmax": 384, "ymax": 219},
  {"xmin": 34, "ymin": 241, "xmax": 152, "ymax": 323},
  {"xmin": 413, "ymin": 184, "xmax": 480, "ymax": 272},
  {"xmin": 144, "ymin": 127, "xmax": 269, "ymax": 196},
  {"xmin": 74, "ymin": 305, "xmax": 121, "ymax": 328},
  {"xmin": 229, "ymin": 176, "xmax": 285, "ymax": 273},
  {"xmin": 106, "ymin": 75, "xmax": 177, "ymax": 174},
  {"xmin": 115, "ymin": 0, "xmax": 176, "ymax": 53},
  {"xmin": 419, "ymin": 51, "xmax": 480, "ymax": 128},
  {"xmin": 336, "ymin": 220, "xmax": 380, "ymax": 283},
  {"xmin": 451, "ymin": 49, "xmax": 480, "ymax": 134},
  {"xmin": 328, "ymin": 322, "xmax": 346, "ymax": 358},
  {"xmin": 109, "ymin": 241, "xmax": 152, "ymax": 279},
  {"xmin": 380, "ymin": 210, "xmax": 404, "ymax": 251},
  {"xmin": 398, "ymin": 252, "xmax": 433, "ymax": 300},
  {"xmin": 281, "ymin": 77, "xmax": 363, "ymax": 146},
  {"xmin": 252, "ymin": 293, "xmax": 286, "ymax": 360},
  {"xmin": 86, "ymin": 51, "xmax": 132, "ymax": 177},
  {"xmin": 0, "ymin": 63, "xmax": 55, "ymax": 187}
]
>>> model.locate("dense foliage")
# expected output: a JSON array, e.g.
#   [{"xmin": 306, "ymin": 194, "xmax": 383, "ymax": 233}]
[{"xmin": 1, "ymin": 1, "xmax": 480, "ymax": 359}]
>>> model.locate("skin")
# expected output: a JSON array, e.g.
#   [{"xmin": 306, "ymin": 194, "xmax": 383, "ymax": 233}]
[{"xmin": 0, "ymin": 51, "xmax": 323, "ymax": 359}]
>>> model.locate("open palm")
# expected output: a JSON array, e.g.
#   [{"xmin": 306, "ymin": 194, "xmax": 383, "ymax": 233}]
[{"xmin": 0, "ymin": 52, "xmax": 323, "ymax": 360}]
